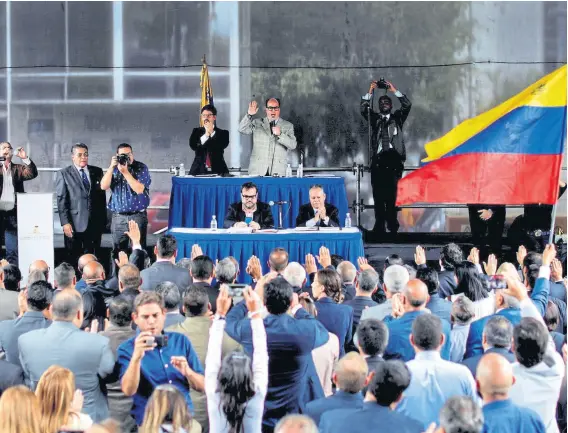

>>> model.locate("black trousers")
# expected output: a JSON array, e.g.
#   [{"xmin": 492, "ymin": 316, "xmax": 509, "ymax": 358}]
[
  {"xmin": 467, "ymin": 205, "xmax": 506, "ymax": 254},
  {"xmin": 371, "ymin": 162, "xmax": 400, "ymax": 233},
  {"xmin": 64, "ymin": 222, "xmax": 102, "ymax": 267},
  {"xmin": 110, "ymin": 211, "xmax": 147, "ymax": 273}
]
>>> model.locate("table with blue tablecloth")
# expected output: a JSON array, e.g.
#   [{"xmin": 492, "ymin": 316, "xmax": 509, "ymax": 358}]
[
  {"xmin": 169, "ymin": 227, "xmax": 364, "ymax": 284},
  {"xmin": 168, "ymin": 176, "xmax": 349, "ymax": 229}
]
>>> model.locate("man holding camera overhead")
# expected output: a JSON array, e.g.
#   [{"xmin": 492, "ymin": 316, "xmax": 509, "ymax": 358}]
[{"xmin": 101, "ymin": 143, "xmax": 151, "ymax": 268}]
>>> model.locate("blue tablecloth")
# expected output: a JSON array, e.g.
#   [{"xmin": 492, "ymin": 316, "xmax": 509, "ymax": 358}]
[
  {"xmin": 169, "ymin": 228, "xmax": 365, "ymax": 284},
  {"xmin": 168, "ymin": 176, "xmax": 349, "ymax": 229}
]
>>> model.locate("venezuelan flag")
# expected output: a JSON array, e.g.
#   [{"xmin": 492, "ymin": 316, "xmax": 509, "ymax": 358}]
[
  {"xmin": 397, "ymin": 65, "xmax": 566, "ymax": 206},
  {"xmin": 200, "ymin": 58, "xmax": 214, "ymax": 127}
]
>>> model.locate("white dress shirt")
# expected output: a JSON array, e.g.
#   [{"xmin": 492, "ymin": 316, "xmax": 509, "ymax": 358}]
[
  {"xmin": 0, "ymin": 158, "xmax": 31, "ymax": 211},
  {"xmin": 200, "ymin": 130, "xmax": 216, "ymax": 144}
]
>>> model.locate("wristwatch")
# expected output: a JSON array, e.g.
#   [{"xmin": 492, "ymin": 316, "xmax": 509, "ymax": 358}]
[{"xmin": 214, "ymin": 314, "xmax": 226, "ymax": 321}]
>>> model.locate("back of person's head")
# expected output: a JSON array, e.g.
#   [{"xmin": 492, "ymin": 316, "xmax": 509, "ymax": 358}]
[
  {"xmin": 525, "ymin": 254, "xmax": 542, "ymax": 289},
  {"xmin": 544, "ymin": 300, "xmax": 560, "ymax": 332},
  {"xmin": 218, "ymin": 350, "xmax": 255, "ymax": 433},
  {"xmin": 264, "ymin": 276, "xmax": 293, "ymax": 315},
  {"xmin": 336, "ymin": 261, "xmax": 357, "ymax": 283},
  {"xmin": 282, "ymin": 262, "xmax": 307, "ymax": 289},
  {"xmin": 451, "ymin": 295, "xmax": 475, "ymax": 325},
  {"xmin": 333, "ymin": 352, "xmax": 368, "ymax": 394},
  {"xmin": 215, "ymin": 258, "xmax": 238, "ymax": 284},
  {"xmin": 140, "ymin": 384, "xmax": 196, "ymax": 433},
  {"xmin": 368, "ymin": 360, "xmax": 411, "ymax": 406},
  {"xmin": 513, "ymin": 317, "xmax": 549, "ymax": 368},
  {"xmin": 190, "ymin": 255, "xmax": 214, "ymax": 280},
  {"xmin": 36, "ymin": 365, "xmax": 75, "ymax": 433},
  {"xmin": 275, "ymin": 415, "xmax": 318, "ymax": 433},
  {"xmin": 82, "ymin": 261, "xmax": 105, "ymax": 281},
  {"xmin": 384, "ymin": 254, "xmax": 404, "ymax": 269},
  {"xmin": 317, "ymin": 268, "xmax": 343, "ymax": 303},
  {"xmin": 27, "ymin": 281, "xmax": 53, "ymax": 312},
  {"xmin": 109, "ymin": 296, "xmax": 133, "ymax": 327},
  {"xmin": 118, "ymin": 264, "xmax": 142, "ymax": 291},
  {"xmin": 29, "ymin": 260, "xmax": 49, "ymax": 279},
  {"xmin": 155, "ymin": 282, "xmax": 181, "ymax": 311},
  {"xmin": 441, "ymin": 243, "xmax": 463, "ymax": 271},
  {"xmin": 455, "ymin": 261, "xmax": 488, "ymax": 302},
  {"xmin": 358, "ymin": 269, "xmax": 379, "ymax": 294},
  {"xmin": 356, "ymin": 319, "xmax": 389, "ymax": 357},
  {"xmin": 411, "ymin": 314, "xmax": 444, "ymax": 351},
  {"xmin": 78, "ymin": 254, "xmax": 97, "ymax": 273},
  {"xmin": 175, "ymin": 258, "xmax": 193, "ymax": 271},
  {"xmin": 156, "ymin": 234, "xmax": 177, "ymax": 259},
  {"xmin": 402, "ymin": 279, "xmax": 429, "ymax": 309},
  {"xmin": 54, "ymin": 262, "xmax": 76, "ymax": 289},
  {"xmin": 483, "ymin": 315, "xmax": 513, "ymax": 349},
  {"xmin": 0, "ymin": 385, "xmax": 41, "ymax": 433},
  {"xmin": 52, "ymin": 289, "xmax": 83, "ymax": 322},
  {"xmin": 331, "ymin": 254, "xmax": 344, "ymax": 268},
  {"xmin": 439, "ymin": 396, "xmax": 484, "ymax": 433},
  {"xmin": 416, "ymin": 266, "xmax": 439, "ymax": 295},
  {"xmin": 3, "ymin": 264, "xmax": 22, "ymax": 291},
  {"xmin": 269, "ymin": 247, "xmax": 289, "ymax": 272},
  {"xmin": 299, "ymin": 296, "xmax": 317, "ymax": 316},
  {"xmin": 183, "ymin": 286, "xmax": 209, "ymax": 317},
  {"xmin": 404, "ymin": 264, "xmax": 417, "ymax": 279},
  {"xmin": 27, "ymin": 269, "xmax": 46, "ymax": 286},
  {"xmin": 383, "ymin": 264, "xmax": 409, "ymax": 295},
  {"xmin": 477, "ymin": 352, "xmax": 515, "ymax": 401}
]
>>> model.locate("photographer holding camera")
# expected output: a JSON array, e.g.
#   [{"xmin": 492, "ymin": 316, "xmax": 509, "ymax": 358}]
[
  {"xmin": 361, "ymin": 79, "xmax": 411, "ymax": 234},
  {"xmin": 101, "ymin": 143, "xmax": 151, "ymax": 269}
]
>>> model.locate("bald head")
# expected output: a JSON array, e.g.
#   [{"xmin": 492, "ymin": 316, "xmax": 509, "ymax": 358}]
[
  {"xmin": 51, "ymin": 289, "xmax": 83, "ymax": 322},
  {"xmin": 78, "ymin": 254, "xmax": 97, "ymax": 272},
  {"xmin": 269, "ymin": 248, "xmax": 289, "ymax": 273},
  {"xmin": 476, "ymin": 353, "xmax": 514, "ymax": 401},
  {"xmin": 333, "ymin": 352, "xmax": 368, "ymax": 393},
  {"xmin": 83, "ymin": 261, "xmax": 105, "ymax": 281},
  {"xmin": 29, "ymin": 260, "xmax": 49, "ymax": 279},
  {"xmin": 402, "ymin": 279, "xmax": 429, "ymax": 310},
  {"xmin": 337, "ymin": 261, "xmax": 357, "ymax": 284},
  {"xmin": 274, "ymin": 415, "xmax": 318, "ymax": 433}
]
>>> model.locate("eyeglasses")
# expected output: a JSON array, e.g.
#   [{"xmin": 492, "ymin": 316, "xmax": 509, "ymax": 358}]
[
  {"xmin": 75, "ymin": 152, "xmax": 89, "ymax": 157},
  {"xmin": 201, "ymin": 113, "xmax": 215, "ymax": 118},
  {"xmin": 266, "ymin": 106, "xmax": 280, "ymax": 111},
  {"xmin": 242, "ymin": 194, "xmax": 257, "ymax": 199}
]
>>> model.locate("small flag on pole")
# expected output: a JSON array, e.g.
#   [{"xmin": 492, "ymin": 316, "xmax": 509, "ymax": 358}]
[{"xmin": 200, "ymin": 55, "xmax": 214, "ymax": 127}]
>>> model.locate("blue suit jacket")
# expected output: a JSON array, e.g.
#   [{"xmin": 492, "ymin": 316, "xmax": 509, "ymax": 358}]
[
  {"xmin": 550, "ymin": 281, "xmax": 566, "ymax": 303},
  {"xmin": 225, "ymin": 302, "xmax": 330, "ymax": 429},
  {"xmin": 0, "ymin": 311, "xmax": 51, "ymax": 367},
  {"xmin": 426, "ymin": 295, "xmax": 452, "ymax": 324},
  {"xmin": 460, "ymin": 347, "xmax": 515, "ymax": 377},
  {"xmin": 305, "ymin": 390, "xmax": 364, "ymax": 425},
  {"xmin": 384, "ymin": 311, "xmax": 451, "ymax": 361},
  {"xmin": 315, "ymin": 297, "xmax": 354, "ymax": 357},
  {"xmin": 319, "ymin": 402, "xmax": 423, "ymax": 433},
  {"xmin": 482, "ymin": 399, "xmax": 546, "ymax": 433}
]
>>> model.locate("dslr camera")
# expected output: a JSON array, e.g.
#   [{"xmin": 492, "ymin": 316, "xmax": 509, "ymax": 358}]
[
  {"xmin": 374, "ymin": 77, "xmax": 389, "ymax": 90},
  {"xmin": 117, "ymin": 153, "xmax": 130, "ymax": 166}
]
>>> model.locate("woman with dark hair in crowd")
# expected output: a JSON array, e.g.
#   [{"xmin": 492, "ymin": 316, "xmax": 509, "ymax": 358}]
[
  {"xmin": 139, "ymin": 384, "xmax": 201, "ymax": 433},
  {"xmin": 453, "ymin": 261, "xmax": 494, "ymax": 319},
  {"xmin": 206, "ymin": 286, "xmax": 267, "ymax": 433},
  {"xmin": 312, "ymin": 268, "xmax": 354, "ymax": 357},
  {"xmin": 0, "ymin": 385, "xmax": 42, "ymax": 433}
]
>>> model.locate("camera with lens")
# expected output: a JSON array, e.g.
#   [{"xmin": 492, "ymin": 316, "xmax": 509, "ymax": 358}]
[
  {"xmin": 486, "ymin": 275, "xmax": 507, "ymax": 291},
  {"xmin": 117, "ymin": 153, "xmax": 130, "ymax": 166},
  {"xmin": 374, "ymin": 77, "xmax": 389, "ymax": 90}
]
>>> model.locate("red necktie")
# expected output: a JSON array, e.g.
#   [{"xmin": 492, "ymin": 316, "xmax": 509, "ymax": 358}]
[{"xmin": 205, "ymin": 152, "xmax": 211, "ymax": 168}]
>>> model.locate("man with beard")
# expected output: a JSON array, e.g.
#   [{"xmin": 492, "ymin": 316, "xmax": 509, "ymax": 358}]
[
  {"xmin": 361, "ymin": 80, "xmax": 411, "ymax": 234},
  {"xmin": 223, "ymin": 182, "xmax": 274, "ymax": 230}
]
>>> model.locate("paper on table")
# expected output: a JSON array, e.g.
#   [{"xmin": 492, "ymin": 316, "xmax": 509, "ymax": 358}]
[{"xmin": 226, "ymin": 227, "xmax": 254, "ymax": 234}]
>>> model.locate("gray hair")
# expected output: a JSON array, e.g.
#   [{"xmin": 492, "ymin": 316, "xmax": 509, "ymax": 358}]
[
  {"xmin": 439, "ymin": 396, "xmax": 484, "ymax": 433},
  {"xmin": 383, "ymin": 265, "xmax": 409, "ymax": 294},
  {"xmin": 483, "ymin": 315, "xmax": 513, "ymax": 349},
  {"xmin": 28, "ymin": 269, "xmax": 46, "ymax": 286},
  {"xmin": 118, "ymin": 264, "xmax": 141, "ymax": 291},
  {"xmin": 215, "ymin": 258, "xmax": 237, "ymax": 284},
  {"xmin": 54, "ymin": 262, "xmax": 75, "ymax": 288},
  {"xmin": 155, "ymin": 282, "xmax": 181, "ymax": 311},
  {"xmin": 275, "ymin": 415, "xmax": 318, "ymax": 433},
  {"xmin": 52, "ymin": 291, "xmax": 83, "ymax": 321},
  {"xmin": 282, "ymin": 262, "xmax": 307, "ymax": 288},
  {"xmin": 358, "ymin": 269, "xmax": 379, "ymax": 293},
  {"xmin": 451, "ymin": 295, "xmax": 475, "ymax": 325},
  {"xmin": 176, "ymin": 258, "xmax": 193, "ymax": 271},
  {"xmin": 336, "ymin": 261, "xmax": 357, "ymax": 283}
]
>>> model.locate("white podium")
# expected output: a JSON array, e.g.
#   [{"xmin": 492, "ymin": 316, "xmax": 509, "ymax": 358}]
[{"xmin": 17, "ymin": 193, "xmax": 54, "ymax": 286}]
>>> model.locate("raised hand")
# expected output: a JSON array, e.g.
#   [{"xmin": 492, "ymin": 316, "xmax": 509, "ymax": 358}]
[
  {"xmin": 358, "ymin": 257, "xmax": 373, "ymax": 271},
  {"xmin": 114, "ymin": 251, "xmax": 129, "ymax": 269},
  {"xmin": 516, "ymin": 245, "xmax": 527, "ymax": 267},
  {"xmin": 216, "ymin": 285, "xmax": 232, "ymax": 317},
  {"xmin": 414, "ymin": 245, "xmax": 426, "ymax": 266},
  {"xmin": 467, "ymin": 247, "xmax": 480, "ymax": 265},
  {"xmin": 542, "ymin": 244, "xmax": 557, "ymax": 267},
  {"xmin": 316, "ymin": 246, "xmax": 332, "ymax": 268},
  {"xmin": 246, "ymin": 255, "xmax": 262, "ymax": 280},
  {"xmin": 191, "ymin": 244, "xmax": 204, "ymax": 261},
  {"xmin": 304, "ymin": 253, "xmax": 317, "ymax": 275},
  {"xmin": 124, "ymin": 220, "xmax": 141, "ymax": 246},
  {"xmin": 551, "ymin": 259, "xmax": 563, "ymax": 282},
  {"xmin": 483, "ymin": 254, "xmax": 498, "ymax": 276},
  {"xmin": 248, "ymin": 100, "xmax": 259, "ymax": 116}
]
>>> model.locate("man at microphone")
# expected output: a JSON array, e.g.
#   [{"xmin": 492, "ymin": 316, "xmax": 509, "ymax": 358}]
[
  {"xmin": 296, "ymin": 184, "xmax": 340, "ymax": 228},
  {"xmin": 223, "ymin": 182, "xmax": 275, "ymax": 229},
  {"xmin": 238, "ymin": 97, "xmax": 297, "ymax": 176}
]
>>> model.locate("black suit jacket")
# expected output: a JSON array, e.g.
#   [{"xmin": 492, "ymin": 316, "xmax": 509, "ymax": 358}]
[
  {"xmin": 189, "ymin": 127, "xmax": 230, "ymax": 175},
  {"xmin": 140, "ymin": 261, "xmax": 192, "ymax": 292},
  {"xmin": 223, "ymin": 201, "xmax": 274, "ymax": 229},
  {"xmin": 296, "ymin": 203, "xmax": 340, "ymax": 227},
  {"xmin": 0, "ymin": 160, "xmax": 38, "ymax": 204},
  {"xmin": 460, "ymin": 347, "xmax": 515, "ymax": 377},
  {"xmin": 55, "ymin": 165, "xmax": 107, "ymax": 233}
]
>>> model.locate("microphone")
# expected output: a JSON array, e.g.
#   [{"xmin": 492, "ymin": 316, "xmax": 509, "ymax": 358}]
[
  {"xmin": 269, "ymin": 200, "xmax": 288, "ymax": 206},
  {"xmin": 270, "ymin": 120, "xmax": 276, "ymax": 135}
]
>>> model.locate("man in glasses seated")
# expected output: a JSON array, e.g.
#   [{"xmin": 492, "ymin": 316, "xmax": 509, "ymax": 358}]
[
  {"xmin": 223, "ymin": 182, "xmax": 275, "ymax": 230},
  {"xmin": 239, "ymin": 97, "xmax": 297, "ymax": 176}
]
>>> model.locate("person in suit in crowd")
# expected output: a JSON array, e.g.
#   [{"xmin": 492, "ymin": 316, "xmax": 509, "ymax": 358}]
[
  {"xmin": 360, "ymin": 264, "xmax": 409, "ymax": 322},
  {"xmin": 225, "ymin": 275, "xmax": 330, "ymax": 431},
  {"xmin": 75, "ymin": 253, "xmax": 97, "ymax": 292},
  {"xmin": 0, "ymin": 359, "xmax": 24, "ymax": 395},
  {"xmin": 282, "ymin": 261, "xmax": 307, "ymax": 294},
  {"xmin": 544, "ymin": 300, "xmax": 565, "ymax": 354},
  {"xmin": 99, "ymin": 296, "xmax": 137, "ymax": 433},
  {"xmin": 449, "ymin": 296, "xmax": 476, "ymax": 363},
  {"xmin": 415, "ymin": 244, "xmax": 464, "ymax": 298},
  {"xmin": 417, "ymin": 266, "xmax": 452, "ymax": 323},
  {"xmin": 140, "ymin": 234, "xmax": 191, "ymax": 292},
  {"xmin": 189, "ymin": 255, "xmax": 217, "ymax": 313},
  {"xmin": 117, "ymin": 263, "xmax": 142, "ymax": 304},
  {"xmin": 155, "ymin": 282, "xmax": 185, "ymax": 328},
  {"xmin": 312, "ymin": 269, "xmax": 354, "ymax": 358},
  {"xmin": 223, "ymin": 182, "xmax": 274, "ymax": 229},
  {"xmin": 304, "ymin": 352, "xmax": 367, "ymax": 425},
  {"xmin": 0, "ymin": 280, "xmax": 52, "ymax": 367},
  {"xmin": 275, "ymin": 415, "xmax": 318, "ymax": 433},
  {"xmin": 336, "ymin": 261, "xmax": 357, "ymax": 301},
  {"xmin": 0, "ymin": 141, "xmax": 38, "ymax": 265},
  {"xmin": 29, "ymin": 260, "xmax": 50, "ymax": 281},
  {"xmin": 477, "ymin": 352, "xmax": 545, "ymax": 433},
  {"xmin": 0, "ymin": 266, "xmax": 19, "ymax": 321},
  {"xmin": 189, "ymin": 104, "xmax": 230, "ymax": 176},
  {"xmin": 168, "ymin": 285, "xmax": 241, "ymax": 433},
  {"xmin": 296, "ymin": 184, "xmax": 340, "ymax": 228},
  {"xmin": 56, "ymin": 143, "xmax": 107, "ymax": 265},
  {"xmin": 213, "ymin": 257, "xmax": 238, "ymax": 289},
  {"xmin": 319, "ymin": 360, "xmax": 423, "ymax": 433},
  {"xmin": 467, "ymin": 204, "xmax": 506, "ymax": 255},
  {"xmin": 354, "ymin": 318, "xmax": 388, "ymax": 396},
  {"xmin": 18, "ymin": 289, "xmax": 115, "ymax": 422},
  {"xmin": 435, "ymin": 396, "xmax": 484, "ymax": 433},
  {"xmin": 549, "ymin": 258, "xmax": 566, "ymax": 303},
  {"xmin": 54, "ymin": 262, "xmax": 77, "ymax": 292},
  {"xmin": 239, "ymin": 98, "xmax": 297, "ymax": 176},
  {"xmin": 395, "ymin": 314, "xmax": 478, "ymax": 429},
  {"xmin": 81, "ymin": 261, "xmax": 119, "ymax": 331},
  {"xmin": 383, "ymin": 279, "xmax": 451, "ymax": 361},
  {"xmin": 344, "ymin": 268, "xmax": 379, "ymax": 352}
]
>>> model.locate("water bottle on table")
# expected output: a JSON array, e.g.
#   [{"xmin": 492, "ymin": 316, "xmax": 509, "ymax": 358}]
[
  {"xmin": 297, "ymin": 163, "xmax": 303, "ymax": 178},
  {"xmin": 179, "ymin": 163, "xmax": 185, "ymax": 177},
  {"xmin": 345, "ymin": 213, "xmax": 352, "ymax": 228},
  {"xmin": 285, "ymin": 164, "xmax": 292, "ymax": 178},
  {"xmin": 210, "ymin": 215, "xmax": 218, "ymax": 231}
]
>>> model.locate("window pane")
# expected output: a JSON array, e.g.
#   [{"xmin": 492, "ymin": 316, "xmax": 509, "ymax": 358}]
[
  {"xmin": 68, "ymin": 2, "xmax": 113, "ymax": 67},
  {"xmin": 12, "ymin": 77, "xmax": 64, "ymax": 100},
  {"xmin": 68, "ymin": 77, "xmax": 113, "ymax": 99}
]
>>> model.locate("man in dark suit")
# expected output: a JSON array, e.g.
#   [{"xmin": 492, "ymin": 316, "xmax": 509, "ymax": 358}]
[
  {"xmin": 155, "ymin": 282, "xmax": 185, "ymax": 328},
  {"xmin": 355, "ymin": 319, "xmax": 388, "ymax": 376},
  {"xmin": 18, "ymin": 289, "xmax": 115, "ymax": 422},
  {"xmin": 56, "ymin": 143, "xmax": 107, "ymax": 265},
  {"xmin": 296, "ymin": 184, "xmax": 340, "ymax": 228},
  {"xmin": 0, "ymin": 141, "xmax": 38, "ymax": 264},
  {"xmin": 344, "ymin": 269, "xmax": 379, "ymax": 352},
  {"xmin": 0, "ymin": 267, "xmax": 19, "ymax": 321},
  {"xmin": 140, "ymin": 234, "xmax": 191, "ymax": 292},
  {"xmin": 223, "ymin": 181, "xmax": 274, "ymax": 229},
  {"xmin": 460, "ymin": 315, "xmax": 515, "ymax": 376},
  {"xmin": 188, "ymin": 255, "xmax": 217, "ymax": 313},
  {"xmin": 189, "ymin": 104, "xmax": 230, "ymax": 175},
  {"xmin": 467, "ymin": 205, "xmax": 506, "ymax": 255},
  {"xmin": 416, "ymin": 266, "xmax": 452, "ymax": 323},
  {"xmin": 336, "ymin": 261, "xmax": 357, "ymax": 301},
  {"xmin": 415, "ymin": 244, "xmax": 463, "ymax": 298},
  {"xmin": 81, "ymin": 261, "xmax": 120, "ymax": 331}
]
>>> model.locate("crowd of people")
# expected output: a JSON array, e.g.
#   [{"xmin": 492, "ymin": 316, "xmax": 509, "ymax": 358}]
[{"xmin": 0, "ymin": 217, "xmax": 566, "ymax": 433}]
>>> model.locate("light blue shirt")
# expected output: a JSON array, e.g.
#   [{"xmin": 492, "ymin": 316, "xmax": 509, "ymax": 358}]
[
  {"xmin": 449, "ymin": 323, "xmax": 470, "ymax": 362},
  {"xmin": 396, "ymin": 351, "xmax": 479, "ymax": 429}
]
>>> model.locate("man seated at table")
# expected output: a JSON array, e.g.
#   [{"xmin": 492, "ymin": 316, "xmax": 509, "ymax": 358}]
[
  {"xmin": 223, "ymin": 181, "xmax": 275, "ymax": 230},
  {"xmin": 296, "ymin": 184, "xmax": 340, "ymax": 228}
]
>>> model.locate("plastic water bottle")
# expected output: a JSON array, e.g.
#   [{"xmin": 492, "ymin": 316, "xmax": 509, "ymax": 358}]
[
  {"xmin": 296, "ymin": 163, "xmax": 303, "ymax": 178},
  {"xmin": 210, "ymin": 215, "xmax": 218, "ymax": 231},
  {"xmin": 285, "ymin": 164, "xmax": 292, "ymax": 178},
  {"xmin": 179, "ymin": 163, "xmax": 185, "ymax": 177},
  {"xmin": 345, "ymin": 213, "xmax": 352, "ymax": 228}
]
